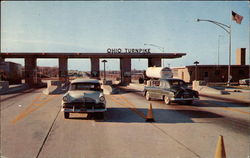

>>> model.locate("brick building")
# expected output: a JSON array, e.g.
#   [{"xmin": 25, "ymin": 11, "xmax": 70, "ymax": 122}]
[{"xmin": 172, "ymin": 48, "xmax": 249, "ymax": 83}]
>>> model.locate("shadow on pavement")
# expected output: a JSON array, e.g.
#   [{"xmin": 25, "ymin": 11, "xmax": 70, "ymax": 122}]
[
  {"xmin": 199, "ymin": 94, "xmax": 249, "ymax": 106},
  {"xmin": 196, "ymin": 100, "xmax": 249, "ymax": 107},
  {"xmin": 95, "ymin": 107, "xmax": 222, "ymax": 124}
]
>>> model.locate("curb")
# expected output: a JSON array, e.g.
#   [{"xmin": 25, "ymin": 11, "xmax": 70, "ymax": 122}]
[
  {"xmin": 0, "ymin": 84, "xmax": 29, "ymax": 95},
  {"xmin": 199, "ymin": 93, "xmax": 249, "ymax": 105}
]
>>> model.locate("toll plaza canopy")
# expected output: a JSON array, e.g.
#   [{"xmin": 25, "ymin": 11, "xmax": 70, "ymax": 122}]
[
  {"xmin": 1, "ymin": 52, "xmax": 186, "ymax": 58},
  {"xmin": 0, "ymin": 52, "xmax": 186, "ymax": 86}
]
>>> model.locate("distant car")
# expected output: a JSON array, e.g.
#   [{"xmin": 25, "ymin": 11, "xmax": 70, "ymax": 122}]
[
  {"xmin": 144, "ymin": 78, "xmax": 199, "ymax": 105},
  {"xmin": 239, "ymin": 78, "xmax": 250, "ymax": 85},
  {"xmin": 62, "ymin": 78, "xmax": 106, "ymax": 119}
]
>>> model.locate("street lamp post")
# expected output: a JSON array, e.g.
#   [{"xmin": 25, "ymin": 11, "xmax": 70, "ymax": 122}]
[
  {"xmin": 102, "ymin": 60, "xmax": 107, "ymax": 83},
  {"xmin": 217, "ymin": 35, "xmax": 223, "ymax": 66},
  {"xmin": 194, "ymin": 61, "xmax": 199, "ymax": 81},
  {"xmin": 197, "ymin": 19, "xmax": 231, "ymax": 86},
  {"xmin": 144, "ymin": 43, "xmax": 165, "ymax": 67}
]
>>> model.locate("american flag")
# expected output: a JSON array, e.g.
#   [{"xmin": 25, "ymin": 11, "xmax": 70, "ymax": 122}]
[{"xmin": 232, "ymin": 11, "xmax": 243, "ymax": 24}]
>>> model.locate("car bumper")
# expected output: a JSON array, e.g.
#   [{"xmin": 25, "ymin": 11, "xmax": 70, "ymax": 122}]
[
  {"xmin": 62, "ymin": 102, "xmax": 106, "ymax": 113},
  {"xmin": 61, "ymin": 107, "xmax": 107, "ymax": 113},
  {"xmin": 170, "ymin": 97, "xmax": 199, "ymax": 101}
]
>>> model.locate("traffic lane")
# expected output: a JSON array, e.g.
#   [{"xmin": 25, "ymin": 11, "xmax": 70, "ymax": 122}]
[
  {"xmin": 1, "ymin": 90, "xmax": 62, "ymax": 158},
  {"xmin": 39, "ymin": 93, "xmax": 201, "ymax": 158},
  {"xmin": 36, "ymin": 91, "xmax": 247, "ymax": 157},
  {"xmin": 1, "ymin": 88, "xmax": 249, "ymax": 158},
  {"xmin": 109, "ymin": 91, "xmax": 249, "ymax": 130},
  {"xmin": 120, "ymin": 87, "xmax": 249, "ymax": 127},
  {"xmin": 194, "ymin": 97, "xmax": 249, "ymax": 128},
  {"xmin": 37, "ymin": 95, "xmax": 199, "ymax": 158},
  {"xmin": 151, "ymin": 99, "xmax": 249, "ymax": 158},
  {"xmin": 111, "ymin": 90, "xmax": 249, "ymax": 158}
]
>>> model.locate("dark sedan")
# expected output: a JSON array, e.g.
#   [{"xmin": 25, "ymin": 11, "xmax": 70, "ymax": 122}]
[{"xmin": 144, "ymin": 78, "xmax": 199, "ymax": 105}]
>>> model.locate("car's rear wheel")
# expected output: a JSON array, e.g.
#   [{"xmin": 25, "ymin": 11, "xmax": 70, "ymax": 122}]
[
  {"xmin": 164, "ymin": 96, "xmax": 171, "ymax": 105},
  {"xmin": 64, "ymin": 112, "xmax": 70, "ymax": 119},
  {"xmin": 145, "ymin": 91, "xmax": 151, "ymax": 101}
]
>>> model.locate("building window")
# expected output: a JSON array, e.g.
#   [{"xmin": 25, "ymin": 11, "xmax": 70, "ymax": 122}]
[
  {"xmin": 239, "ymin": 70, "xmax": 245, "ymax": 76},
  {"xmin": 215, "ymin": 70, "xmax": 220, "ymax": 75},
  {"xmin": 204, "ymin": 72, "xmax": 209, "ymax": 77}
]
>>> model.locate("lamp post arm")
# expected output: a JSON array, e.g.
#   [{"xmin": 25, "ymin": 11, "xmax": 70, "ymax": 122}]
[
  {"xmin": 197, "ymin": 19, "xmax": 230, "ymax": 34},
  {"xmin": 210, "ymin": 22, "xmax": 230, "ymax": 34},
  {"xmin": 206, "ymin": 20, "xmax": 229, "ymax": 28}
]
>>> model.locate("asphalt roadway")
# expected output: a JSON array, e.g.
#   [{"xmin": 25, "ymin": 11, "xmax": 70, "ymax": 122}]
[{"xmin": 0, "ymin": 86, "xmax": 249, "ymax": 158}]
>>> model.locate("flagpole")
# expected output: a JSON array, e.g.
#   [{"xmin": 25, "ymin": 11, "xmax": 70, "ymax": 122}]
[
  {"xmin": 227, "ymin": 9, "xmax": 232, "ymax": 86},
  {"xmin": 228, "ymin": 24, "xmax": 232, "ymax": 86}
]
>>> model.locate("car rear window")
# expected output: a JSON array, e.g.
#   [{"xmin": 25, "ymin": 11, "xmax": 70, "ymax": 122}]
[{"xmin": 169, "ymin": 80, "xmax": 187, "ymax": 87}]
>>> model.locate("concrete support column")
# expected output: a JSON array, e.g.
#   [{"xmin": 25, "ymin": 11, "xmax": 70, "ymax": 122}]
[
  {"xmin": 120, "ymin": 57, "xmax": 131, "ymax": 85},
  {"xmin": 25, "ymin": 57, "xmax": 37, "ymax": 86},
  {"xmin": 91, "ymin": 58, "xmax": 100, "ymax": 79},
  {"xmin": 148, "ymin": 58, "xmax": 161, "ymax": 67},
  {"xmin": 59, "ymin": 57, "xmax": 68, "ymax": 82}
]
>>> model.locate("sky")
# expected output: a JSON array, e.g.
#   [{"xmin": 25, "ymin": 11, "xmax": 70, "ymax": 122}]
[{"xmin": 1, "ymin": 1, "xmax": 249, "ymax": 71}]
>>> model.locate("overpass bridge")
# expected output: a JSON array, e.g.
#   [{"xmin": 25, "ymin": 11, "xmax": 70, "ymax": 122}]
[{"xmin": 0, "ymin": 52, "xmax": 186, "ymax": 86}]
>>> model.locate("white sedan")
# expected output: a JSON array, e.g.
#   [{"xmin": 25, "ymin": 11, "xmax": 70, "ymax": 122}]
[{"xmin": 62, "ymin": 78, "xmax": 106, "ymax": 119}]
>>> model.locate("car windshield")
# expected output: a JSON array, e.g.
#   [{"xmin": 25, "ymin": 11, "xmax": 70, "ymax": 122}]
[
  {"xmin": 169, "ymin": 80, "xmax": 187, "ymax": 88},
  {"xmin": 70, "ymin": 83, "xmax": 101, "ymax": 91}
]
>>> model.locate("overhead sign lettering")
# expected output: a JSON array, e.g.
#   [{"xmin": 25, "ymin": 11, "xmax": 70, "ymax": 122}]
[{"xmin": 107, "ymin": 48, "xmax": 151, "ymax": 54}]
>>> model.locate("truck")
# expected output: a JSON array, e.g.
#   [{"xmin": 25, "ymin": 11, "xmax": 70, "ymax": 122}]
[{"xmin": 139, "ymin": 67, "xmax": 173, "ymax": 84}]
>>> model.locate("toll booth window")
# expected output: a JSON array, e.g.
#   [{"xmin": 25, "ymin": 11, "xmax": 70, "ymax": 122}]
[{"xmin": 71, "ymin": 83, "xmax": 100, "ymax": 91}]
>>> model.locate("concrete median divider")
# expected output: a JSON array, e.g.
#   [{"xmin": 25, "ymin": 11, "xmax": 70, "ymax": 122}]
[
  {"xmin": 101, "ymin": 85, "xmax": 113, "ymax": 95},
  {"xmin": 0, "ymin": 81, "xmax": 9, "ymax": 91},
  {"xmin": 43, "ymin": 80, "xmax": 68, "ymax": 95},
  {"xmin": 0, "ymin": 81, "xmax": 29, "ymax": 95},
  {"xmin": 192, "ymin": 81, "xmax": 229, "ymax": 95}
]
